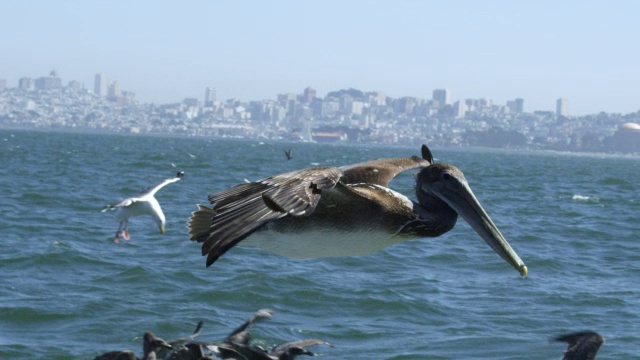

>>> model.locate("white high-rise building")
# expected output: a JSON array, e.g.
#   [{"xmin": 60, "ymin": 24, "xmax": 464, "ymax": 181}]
[
  {"xmin": 94, "ymin": 73, "xmax": 107, "ymax": 97},
  {"xmin": 556, "ymin": 97, "xmax": 568, "ymax": 116}
]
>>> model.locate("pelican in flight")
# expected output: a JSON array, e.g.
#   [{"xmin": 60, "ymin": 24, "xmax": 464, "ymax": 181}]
[
  {"xmin": 188, "ymin": 145, "xmax": 527, "ymax": 276},
  {"xmin": 103, "ymin": 171, "xmax": 184, "ymax": 243}
]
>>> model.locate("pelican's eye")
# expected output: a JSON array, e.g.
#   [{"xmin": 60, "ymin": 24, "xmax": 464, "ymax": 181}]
[{"xmin": 442, "ymin": 173, "xmax": 453, "ymax": 181}]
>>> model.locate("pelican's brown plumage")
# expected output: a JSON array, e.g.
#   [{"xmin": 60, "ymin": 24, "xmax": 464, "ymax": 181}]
[
  {"xmin": 553, "ymin": 331, "xmax": 604, "ymax": 360},
  {"xmin": 188, "ymin": 144, "xmax": 527, "ymax": 276}
]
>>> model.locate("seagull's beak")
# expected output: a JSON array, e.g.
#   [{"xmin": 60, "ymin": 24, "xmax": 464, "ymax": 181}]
[{"xmin": 435, "ymin": 179, "xmax": 528, "ymax": 277}]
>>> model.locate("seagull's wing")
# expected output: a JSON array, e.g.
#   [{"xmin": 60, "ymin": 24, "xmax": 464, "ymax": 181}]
[
  {"xmin": 188, "ymin": 167, "xmax": 342, "ymax": 266},
  {"xmin": 101, "ymin": 197, "xmax": 139, "ymax": 212},
  {"xmin": 141, "ymin": 171, "xmax": 184, "ymax": 197},
  {"xmin": 339, "ymin": 145, "xmax": 432, "ymax": 187}
]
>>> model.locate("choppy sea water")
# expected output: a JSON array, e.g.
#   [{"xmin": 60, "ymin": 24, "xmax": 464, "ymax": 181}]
[{"xmin": 0, "ymin": 129, "xmax": 638, "ymax": 359}]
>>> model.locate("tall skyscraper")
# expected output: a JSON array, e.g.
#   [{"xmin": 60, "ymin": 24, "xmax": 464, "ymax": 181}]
[
  {"xmin": 556, "ymin": 97, "xmax": 568, "ymax": 116},
  {"xmin": 303, "ymin": 86, "xmax": 317, "ymax": 103},
  {"xmin": 432, "ymin": 89, "xmax": 450, "ymax": 107},
  {"xmin": 94, "ymin": 73, "xmax": 107, "ymax": 97},
  {"xmin": 204, "ymin": 87, "xmax": 217, "ymax": 106}
]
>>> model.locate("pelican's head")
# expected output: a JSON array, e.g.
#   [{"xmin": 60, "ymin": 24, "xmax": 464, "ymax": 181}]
[
  {"xmin": 143, "ymin": 331, "xmax": 172, "ymax": 355},
  {"xmin": 416, "ymin": 163, "xmax": 527, "ymax": 277}
]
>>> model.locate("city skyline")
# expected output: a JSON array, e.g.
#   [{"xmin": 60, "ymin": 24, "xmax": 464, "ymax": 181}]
[{"xmin": 1, "ymin": 1, "xmax": 639, "ymax": 116}]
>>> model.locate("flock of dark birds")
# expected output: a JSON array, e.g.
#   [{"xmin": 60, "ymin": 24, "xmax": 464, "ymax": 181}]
[
  {"xmin": 102, "ymin": 145, "xmax": 605, "ymax": 359},
  {"xmin": 94, "ymin": 309, "xmax": 602, "ymax": 360},
  {"xmin": 94, "ymin": 309, "xmax": 332, "ymax": 360}
]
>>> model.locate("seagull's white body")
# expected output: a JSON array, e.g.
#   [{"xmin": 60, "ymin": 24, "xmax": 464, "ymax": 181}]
[{"xmin": 103, "ymin": 171, "xmax": 184, "ymax": 242}]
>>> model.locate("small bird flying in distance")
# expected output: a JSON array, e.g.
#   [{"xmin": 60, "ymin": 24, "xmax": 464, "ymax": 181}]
[{"xmin": 103, "ymin": 171, "xmax": 184, "ymax": 243}]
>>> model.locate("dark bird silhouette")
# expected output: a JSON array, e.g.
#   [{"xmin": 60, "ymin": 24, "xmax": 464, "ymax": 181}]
[
  {"xmin": 207, "ymin": 309, "xmax": 331, "ymax": 360},
  {"xmin": 268, "ymin": 339, "xmax": 332, "ymax": 360},
  {"xmin": 103, "ymin": 171, "xmax": 184, "ymax": 243},
  {"xmin": 157, "ymin": 321, "xmax": 208, "ymax": 359},
  {"xmin": 188, "ymin": 145, "xmax": 527, "ymax": 276},
  {"xmin": 553, "ymin": 331, "xmax": 604, "ymax": 360},
  {"xmin": 284, "ymin": 149, "xmax": 293, "ymax": 160},
  {"xmin": 94, "ymin": 331, "xmax": 172, "ymax": 360}
]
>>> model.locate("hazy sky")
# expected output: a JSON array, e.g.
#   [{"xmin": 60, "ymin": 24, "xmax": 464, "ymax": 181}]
[{"xmin": 1, "ymin": 1, "xmax": 638, "ymax": 115}]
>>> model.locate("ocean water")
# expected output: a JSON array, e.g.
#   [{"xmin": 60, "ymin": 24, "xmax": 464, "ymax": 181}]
[{"xmin": 0, "ymin": 129, "xmax": 638, "ymax": 359}]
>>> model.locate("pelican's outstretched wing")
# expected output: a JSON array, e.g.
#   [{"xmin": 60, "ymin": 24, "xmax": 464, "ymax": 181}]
[
  {"xmin": 339, "ymin": 144, "xmax": 432, "ymax": 187},
  {"xmin": 188, "ymin": 167, "xmax": 342, "ymax": 266},
  {"xmin": 141, "ymin": 171, "xmax": 184, "ymax": 197}
]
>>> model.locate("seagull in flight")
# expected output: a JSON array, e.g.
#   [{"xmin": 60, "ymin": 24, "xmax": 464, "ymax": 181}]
[{"xmin": 102, "ymin": 171, "xmax": 184, "ymax": 243}]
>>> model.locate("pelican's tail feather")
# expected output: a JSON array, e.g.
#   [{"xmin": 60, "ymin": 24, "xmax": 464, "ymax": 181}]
[{"xmin": 189, "ymin": 184, "xmax": 286, "ymax": 267}]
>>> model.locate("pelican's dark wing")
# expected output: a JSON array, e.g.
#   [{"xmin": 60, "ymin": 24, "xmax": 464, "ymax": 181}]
[
  {"xmin": 339, "ymin": 145, "xmax": 432, "ymax": 187},
  {"xmin": 188, "ymin": 167, "xmax": 342, "ymax": 266},
  {"xmin": 166, "ymin": 321, "xmax": 204, "ymax": 346},
  {"xmin": 553, "ymin": 331, "xmax": 604, "ymax": 360}
]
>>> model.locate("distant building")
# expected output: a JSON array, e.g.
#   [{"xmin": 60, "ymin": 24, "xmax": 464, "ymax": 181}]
[
  {"xmin": 453, "ymin": 100, "xmax": 466, "ymax": 119},
  {"xmin": 108, "ymin": 81, "xmax": 121, "ymax": 99},
  {"xmin": 183, "ymin": 97, "xmax": 199, "ymax": 107},
  {"xmin": 18, "ymin": 77, "xmax": 35, "ymax": 90},
  {"xmin": 507, "ymin": 98, "xmax": 524, "ymax": 114},
  {"xmin": 432, "ymin": 89, "xmax": 450, "ymax": 107},
  {"xmin": 370, "ymin": 91, "xmax": 386, "ymax": 106},
  {"xmin": 394, "ymin": 96, "xmax": 416, "ymax": 114},
  {"xmin": 35, "ymin": 70, "xmax": 62, "ymax": 90},
  {"xmin": 556, "ymin": 97, "xmax": 568, "ymax": 116},
  {"xmin": 204, "ymin": 87, "xmax": 216, "ymax": 106},
  {"xmin": 610, "ymin": 122, "xmax": 640, "ymax": 152},
  {"xmin": 94, "ymin": 73, "xmax": 107, "ymax": 97},
  {"xmin": 302, "ymin": 86, "xmax": 316, "ymax": 103},
  {"xmin": 67, "ymin": 80, "xmax": 82, "ymax": 92}
]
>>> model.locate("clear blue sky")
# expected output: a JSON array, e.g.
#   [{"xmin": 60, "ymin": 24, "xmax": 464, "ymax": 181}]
[{"xmin": 2, "ymin": 0, "xmax": 638, "ymax": 115}]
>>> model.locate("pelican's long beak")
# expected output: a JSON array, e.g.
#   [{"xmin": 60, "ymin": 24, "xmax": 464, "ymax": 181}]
[
  {"xmin": 160, "ymin": 226, "xmax": 165, "ymax": 235},
  {"xmin": 438, "ymin": 180, "xmax": 528, "ymax": 277}
]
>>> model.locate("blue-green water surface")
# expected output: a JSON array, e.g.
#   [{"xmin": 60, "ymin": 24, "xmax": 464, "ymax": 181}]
[{"xmin": 0, "ymin": 129, "xmax": 638, "ymax": 359}]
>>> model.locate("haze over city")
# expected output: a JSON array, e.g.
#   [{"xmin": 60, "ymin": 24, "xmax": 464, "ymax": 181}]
[{"xmin": 1, "ymin": 0, "xmax": 638, "ymax": 116}]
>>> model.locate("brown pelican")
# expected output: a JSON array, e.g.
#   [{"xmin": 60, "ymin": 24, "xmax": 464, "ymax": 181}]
[
  {"xmin": 94, "ymin": 331, "xmax": 172, "ymax": 360},
  {"xmin": 156, "ymin": 321, "xmax": 205, "ymax": 359},
  {"xmin": 206, "ymin": 309, "xmax": 331, "ymax": 360},
  {"xmin": 103, "ymin": 171, "xmax": 184, "ymax": 243},
  {"xmin": 188, "ymin": 145, "xmax": 527, "ymax": 276},
  {"xmin": 553, "ymin": 331, "xmax": 604, "ymax": 360},
  {"xmin": 284, "ymin": 148, "xmax": 293, "ymax": 160}
]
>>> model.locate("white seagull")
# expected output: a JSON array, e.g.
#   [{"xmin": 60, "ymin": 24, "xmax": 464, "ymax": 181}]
[{"xmin": 102, "ymin": 171, "xmax": 184, "ymax": 243}]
